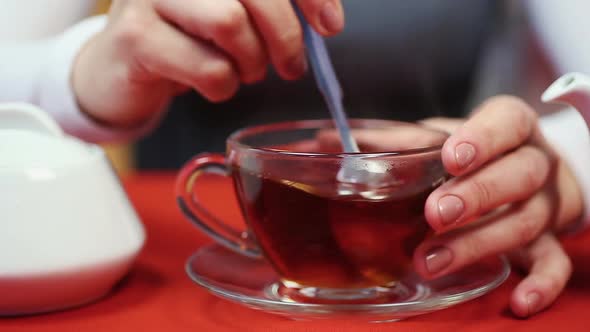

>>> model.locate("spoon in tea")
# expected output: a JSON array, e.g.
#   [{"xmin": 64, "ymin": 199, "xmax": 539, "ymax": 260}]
[{"xmin": 292, "ymin": 3, "xmax": 391, "ymax": 189}]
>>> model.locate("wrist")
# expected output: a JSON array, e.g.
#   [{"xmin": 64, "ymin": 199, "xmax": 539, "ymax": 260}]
[{"xmin": 71, "ymin": 33, "xmax": 171, "ymax": 129}]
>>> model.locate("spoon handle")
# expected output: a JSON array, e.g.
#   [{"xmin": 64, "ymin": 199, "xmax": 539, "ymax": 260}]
[{"xmin": 292, "ymin": 3, "xmax": 359, "ymax": 153}]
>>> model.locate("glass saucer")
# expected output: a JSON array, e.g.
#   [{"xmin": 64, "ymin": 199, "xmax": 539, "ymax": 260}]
[{"xmin": 186, "ymin": 244, "xmax": 510, "ymax": 322}]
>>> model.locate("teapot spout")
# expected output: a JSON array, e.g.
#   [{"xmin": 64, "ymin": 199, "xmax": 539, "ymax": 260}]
[{"xmin": 542, "ymin": 72, "xmax": 590, "ymax": 126}]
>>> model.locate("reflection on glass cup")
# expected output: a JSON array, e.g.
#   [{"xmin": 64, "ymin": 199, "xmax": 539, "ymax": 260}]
[{"xmin": 176, "ymin": 119, "xmax": 449, "ymax": 302}]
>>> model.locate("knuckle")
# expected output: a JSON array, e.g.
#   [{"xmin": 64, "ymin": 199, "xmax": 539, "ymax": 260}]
[
  {"xmin": 516, "ymin": 213, "xmax": 544, "ymax": 246},
  {"xmin": 112, "ymin": 10, "xmax": 152, "ymax": 50},
  {"xmin": 485, "ymin": 95, "xmax": 537, "ymax": 142},
  {"xmin": 518, "ymin": 219, "xmax": 538, "ymax": 245},
  {"xmin": 211, "ymin": 3, "xmax": 247, "ymax": 37},
  {"xmin": 473, "ymin": 95, "xmax": 539, "ymax": 158},
  {"xmin": 461, "ymin": 234, "xmax": 487, "ymax": 263},
  {"xmin": 513, "ymin": 103, "xmax": 537, "ymax": 143},
  {"xmin": 519, "ymin": 147, "xmax": 550, "ymax": 189},
  {"xmin": 470, "ymin": 179, "xmax": 494, "ymax": 211},
  {"xmin": 474, "ymin": 126, "xmax": 496, "ymax": 157},
  {"xmin": 276, "ymin": 25, "xmax": 302, "ymax": 49}
]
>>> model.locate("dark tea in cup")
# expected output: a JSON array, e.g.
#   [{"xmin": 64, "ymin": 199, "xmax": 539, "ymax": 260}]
[{"xmin": 177, "ymin": 119, "xmax": 448, "ymax": 302}]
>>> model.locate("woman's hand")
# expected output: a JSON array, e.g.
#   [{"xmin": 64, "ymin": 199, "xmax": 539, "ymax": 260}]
[
  {"xmin": 71, "ymin": 0, "xmax": 344, "ymax": 127},
  {"xmin": 413, "ymin": 96, "xmax": 583, "ymax": 317}
]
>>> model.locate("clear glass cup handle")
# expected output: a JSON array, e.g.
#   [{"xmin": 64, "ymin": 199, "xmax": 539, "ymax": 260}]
[{"xmin": 175, "ymin": 153, "xmax": 261, "ymax": 258}]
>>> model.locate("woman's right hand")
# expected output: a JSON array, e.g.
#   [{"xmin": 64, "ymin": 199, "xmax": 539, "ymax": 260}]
[{"xmin": 72, "ymin": 0, "xmax": 344, "ymax": 128}]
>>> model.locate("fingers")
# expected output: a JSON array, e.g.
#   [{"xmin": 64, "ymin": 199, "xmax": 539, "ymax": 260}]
[
  {"xmin": 114, "ymin": 10, "xmax": 240, "ymax": 102},
  {"xmin": 510, "ymin": 234, "xmax": 572, "ymax": 318},
  {"xmin": 154, "ymin": 0, "xmax": 267, "ymax": 84},
  {"xmin": 425, "ymin": 145, "xmax": 551, "ymax": 231},
  {"xmin": 315, "ymin": 126, "xmax": 448, "ymax": 152},
  {"xmin": 116, "ymin": 0, "xmax": 345, "ymax": 88},
  {"xmin": 157, "ymin": 0, "xmax": 345, "ymax": 81},
  {"xmin": 238, "ymin": 0, "xmax": 343, "ymax": 80},
  {"xmin": 442, "ymin": 96, "xmax": 538, "ymax": 176},
  {"xmin": 239, "ymin": 0, "xmax": 307, "ymax": 80},
  {"xmin": 294, "ymin": 0, "xmax": 345, "ymax": 35},
  {"xmin": 414, "ymin": 190, "xmax": 552, "ymax": 279}
]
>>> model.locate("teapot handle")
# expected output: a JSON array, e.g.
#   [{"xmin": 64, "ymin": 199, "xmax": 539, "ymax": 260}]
[{"xmin": 0, "ymin": 102, "xmax": 63, "ymax": 137}]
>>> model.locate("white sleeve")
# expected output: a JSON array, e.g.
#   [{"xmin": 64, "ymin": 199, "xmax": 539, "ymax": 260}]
[
  {"xmin": 525, "ymin": 1, "xmax": 590, "ymax": 75},
  {"xmin": 540, "ymin": 109, "xmax": 590, "ymax": 231},
  {"xmin": 0, "ymin": 15, "xmax": 161, "ymax": 143}
]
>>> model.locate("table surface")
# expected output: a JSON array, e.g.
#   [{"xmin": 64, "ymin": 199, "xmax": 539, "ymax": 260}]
[{"xmin": 1, "ymin": 173, "xmax": 588, "ymax": 332}]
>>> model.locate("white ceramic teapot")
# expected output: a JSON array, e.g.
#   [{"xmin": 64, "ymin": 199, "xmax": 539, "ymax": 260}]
[
  {"xmin": 543, "ymin": 72, "xmax": 590, "ymax": 125},
  {"xmin": 0, "ymin": 103, "xmax": 145, "ymax": 315}
]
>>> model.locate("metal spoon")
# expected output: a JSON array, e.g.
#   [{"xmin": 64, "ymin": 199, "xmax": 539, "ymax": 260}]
[{"xmin": 292, "ymin": 3, "xmax": 390, "ymax": 188}]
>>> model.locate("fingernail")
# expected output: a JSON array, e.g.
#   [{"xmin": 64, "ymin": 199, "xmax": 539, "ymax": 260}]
[
  {"xmin": 287, "ymin": 53, "xmax": 308, "ymax": 78},
  {"xmin": 425, "ymin": 247, "xmax": 453, "ymax": 274},
  {"xmin": 438, "ymin": 195, "xmax": 464, "ymax": 226},
  {"xmin": 526, "ymin": 292, "xmax": 542, "ymax": 316},
  {"xmin": 319, "ymin": 2, "xmax": 344, "ymax": 33},
  {"xmin": 455, "ymin": 143, "xmax": 476, "ymax": 169}
]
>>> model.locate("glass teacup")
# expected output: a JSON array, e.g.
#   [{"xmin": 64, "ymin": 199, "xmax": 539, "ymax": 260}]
[{"xmin": 176, "ymin": 119, "xmax": 448, "ymax": 303}]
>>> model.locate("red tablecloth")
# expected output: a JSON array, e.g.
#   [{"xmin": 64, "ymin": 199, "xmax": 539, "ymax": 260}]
[{"xmin": 1, "ymin": 173, "xmax": 588, "ymax": 331}]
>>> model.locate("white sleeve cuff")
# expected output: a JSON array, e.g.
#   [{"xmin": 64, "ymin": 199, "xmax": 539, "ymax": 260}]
[
  {"xmin": 37, "ymin": 15, "xmax": 161, "ymax": 143},
  {"xmin": 540, "ymin": 108, "xmax": 590, "ymax": 232}
]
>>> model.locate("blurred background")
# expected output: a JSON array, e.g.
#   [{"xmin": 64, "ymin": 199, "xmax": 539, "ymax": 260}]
[{"xmin": 95, "ymin": 0, "xmax": 558, "ymax": 176}]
